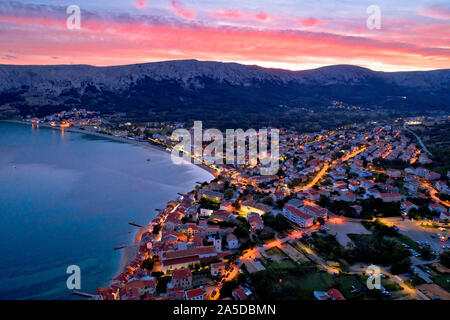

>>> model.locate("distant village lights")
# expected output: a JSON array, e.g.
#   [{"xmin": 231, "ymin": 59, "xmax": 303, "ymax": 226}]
[{"xmin": 171, "ymin": 121, "xmax": 280, "ymax": 175}]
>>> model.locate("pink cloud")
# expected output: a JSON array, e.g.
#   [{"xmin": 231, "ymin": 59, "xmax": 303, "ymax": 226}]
[
  {"xmin": 136, "ymin": 0, "xmax": 148, "ymax": 9},
  {"xmin": 211, "ymin": 9, "xmax": 274, "ymax": 22},
  {"xmin": 0, "ymin": 3, "xmax": 448, "ymax": 70},
  {"xmin": 298, "ymin": 18, "xmax": 328, "ymax": 27},
  {"xmin": 255, "ymin": 12, "xmax": 270, "ymax": 21},
  {"xmin": 170, "ymin": 1, "xmax": 196, "ymax": 21},
  {"xmin": 418, "ymin": 4, "xmax": 450, "ymax": 20},
  {"xmin": 211, "ymin": 9, "xmax": 243, "ymax": 20}
]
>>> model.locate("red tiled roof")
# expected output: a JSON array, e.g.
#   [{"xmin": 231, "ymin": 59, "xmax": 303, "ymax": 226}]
[
  {"xmin": 284, "ymin": 205, "xmax": 314, "ymax": 220},
  {"xmin": 232, "ymin": 288, "xmax": 247, "ymax": 300},
  {"xmin": 327, "ymin": 288, "xmax": 345, "ymax": 300},
  {"xmin": 172, "ymin": 268, "xmax": 192, "ymax": 280},
  {"xmin": 163, "ymin": 246, "xmax": 217, "ymax": 260},
  {"xmin": 186, "ymin": 288, "xmax": 204, "ymax": 299}
]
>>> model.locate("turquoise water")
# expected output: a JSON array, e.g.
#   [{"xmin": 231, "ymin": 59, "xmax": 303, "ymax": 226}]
[{"xmin": 0, "ymin": 122, "xmax": 213, "ymax": 299}]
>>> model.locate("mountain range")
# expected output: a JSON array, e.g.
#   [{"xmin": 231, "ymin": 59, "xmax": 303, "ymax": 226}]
[{"xmin": 0, "ymin": 59, "xmax": 449, "ymax": 121}]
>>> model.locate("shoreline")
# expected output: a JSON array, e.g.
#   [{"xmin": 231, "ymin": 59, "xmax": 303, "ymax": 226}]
[
  {"xmin": 2, "ymin": 119, "xmax": 215, "ymax": 278},
  {"xmin": 1, "ymin": 119, "xmax": 218, "ymax": 176}
]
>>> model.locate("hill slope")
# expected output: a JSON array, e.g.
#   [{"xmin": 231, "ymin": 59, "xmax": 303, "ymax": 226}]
[{"xmin": 0, "ymin": 60, "xmax": 449, "ymax": 121}]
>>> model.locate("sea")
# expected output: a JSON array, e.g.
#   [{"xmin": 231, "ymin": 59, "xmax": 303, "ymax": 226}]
[{"xmin": 0, "ymin": 121, "xmax": 213, "ymax": 299}]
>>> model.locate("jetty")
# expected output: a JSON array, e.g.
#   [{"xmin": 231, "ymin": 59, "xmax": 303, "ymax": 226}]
[
  {"xmin": 128, "ymin": 222, "xmax": 144, "ymax": 228},
  {"xmin": 73, "ymin": 291, "xmax": 96, "ymax": 299}
]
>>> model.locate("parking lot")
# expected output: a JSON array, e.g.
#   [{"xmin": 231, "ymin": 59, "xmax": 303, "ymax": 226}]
[
  {"xmin": 325, "ymin": 217, "xmax": 372, "ymax": 247},
  {"xmin": 380, "ymin": 217, "xmax": 449, "ymax": 255}
]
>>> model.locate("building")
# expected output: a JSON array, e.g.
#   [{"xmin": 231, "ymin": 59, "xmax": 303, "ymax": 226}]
[
  {"xmin": 380, "ymin": 193, "xmax": 402, "ymax": 203},
  {"xmin": 386, "ymin": 169, "xmax": 402, "ymax": 178},
  {"xmin": 340, "ymin": 191, "xmax": 357, "ymax": 202},
  {"xmin": 226, "ymin": 233, "xmax": 239, "ymax": 249},
  {"xmin": 300, "ymin": 205, "xmax": 328, "ymax": 219},
  {"xmin": 429, "ymin": 203, "xmax": 448, "ymax": 214},
  {"xmin": 161, "ymin": 246, "xmax": 217, "ymax": 272},
  {"xmin": 232, "ymin": 288, "xmax": 247, "ymax": 300},
  {"xmin": 240, "ymin": 201, "xmax": 271, "ymax": 216},
  {"xmin": 327, "ymin": 288, "xmax": 346, "ymax": 300},
  {"xmin": 247, "ymin": 213, "xmax": 264, "ymax": 231},
  {"xmin": 170, "ymin": 268, "xmax": 192, "ymax": 289},
  {"xmin": 197, "ymin": 190, "xmax": 224, "ymax": 202},
  {"xmin": 401, "ymin": 201, "xmax": 418, "ymax": 213},
  {"xmin": 210, "ymin": 262, "xmax": 227, "ymax": 277},
  {"xmin": 185, "ymin": 288, "xmax": 205, "ymax": 300},
  {"xmin": 282, "ymin": 205, "xmax": 314, "ymax": 228}
]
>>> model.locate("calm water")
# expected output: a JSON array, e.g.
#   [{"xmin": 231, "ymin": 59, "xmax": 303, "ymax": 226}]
[{"xmin": 0, "ymin": 122, "xmax": 213, "ymax": 299}]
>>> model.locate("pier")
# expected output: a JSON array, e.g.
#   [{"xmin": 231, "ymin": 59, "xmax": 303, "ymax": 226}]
[
  {"xmin": 128, "ymin": 222, "xmax": 145, "ymax": 228},
  {"xmin": 73, "ymin": 291, "xmax": 96, "ymax": 299}
]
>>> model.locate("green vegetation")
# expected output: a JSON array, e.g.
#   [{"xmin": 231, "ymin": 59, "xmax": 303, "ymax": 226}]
[
  {"xmin": 141, "ymin": 257, "xmax": 155, "ymax": 271},
  {"xmin": 263, "ymin": 213, "xmax": 293, "ymax": 234},
  {"xmin": 199, "ymin": 197, "xmax": 221, "ymax": 210},
  {"xmin": 440, "ymin": 251, "xmax": 450, "ymax": 268},
  {"xmin": 249, "ymin": 264, "xmax": 368, "ymax": 300},
  {"xmin": 432, "ymin": 275, "xmax": 450, "ymax": 292},
  {"xmin": 409, "ymin": 120, "xmax": 450, "ymax": 175}
]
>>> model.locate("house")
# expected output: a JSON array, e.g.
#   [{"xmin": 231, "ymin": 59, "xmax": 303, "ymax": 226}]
[
  {"xmin": 220, "ymin": 201, "xmax": 235, "ymax": 212},
  {"xmin": 209, "ymin": 210, "xmax": 234, "ymax": 222},
  {"xmin": 122, "ymin": 278, "xmax": 157, "ymax": 296},
  {"xmin": 170, "ymin": 268, "xmax": 192, "ymax": 289},
  {"xmin": 232, "ymin": 288, "xmax": 247, "ymax": 300},
  {"xmin": 379, "ymin": 193, "xmax": 402, "ymax": 202},
  {"xmin": 401, "ymin": 201, "xmax": 418, "ymax": 213},
  {"xmin": 429, "ymin": 203, "xmax": 448, "ymax": 214},
  {"xmin": 240, "ymin": 201, "xmax": 271, "ymax": 216},
  {"xmin": 360, "ymin": 179, "xmax": 374, "ymax": 189},
  {"xmin": 282, "ymin": 205, "xmax": 314, "ymax": 228},
  {"xmin": 161, "ymin": 246, "xmax": 218, "ymax": 272},
  {"xmin": 226, "ymin": 233, "xmax": 239, "ymax": 249},
  {"xmin": 247, "ymin": 213, "xmax": 264, "ymax": 231},
  {"xmin": 300, "ymin": 205, "xmax": 328, "ymax": 219},
  {"xmin": 327, "ymin": 288, "xmax": 346, "ymax": 300},
  {"xmin": 211, "ymin": 262, "xmax": 227, "ymax": 277},
  {"xmin": 185, "ymin": 288, "xmax": 205, "ymax": 300},
  {"xmin": 440, "ymin": 211, "xmax": 450, "ymax": 221},
  {"xmin": 435, "ymin": 181, "xmax": 450, "ymax": 195},
  {"xmin": 386, "ymin": 169, "xmax": 402, "ymax": 178},
  {"xmin": 197, "ymin": 190, "xmax": 224, "ymax": 202},
  {"xmin": 340, "ymin": 191, "xmax": 357, "ymax": 202}
]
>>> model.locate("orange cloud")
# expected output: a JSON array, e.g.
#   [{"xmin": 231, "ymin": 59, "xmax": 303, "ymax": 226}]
[
  {"xmin": 171, "ymin": 1, "xmax": 196, "ymax": 21},
  {"xmin": 0, "ymin": 4, "xmax": 448, "ymax": 71}
]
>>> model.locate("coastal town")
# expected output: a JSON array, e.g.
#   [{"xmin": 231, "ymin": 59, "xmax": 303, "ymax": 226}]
[{"xmin": 24, "ymin": 110, "xmax": 450, "ymax": 300}]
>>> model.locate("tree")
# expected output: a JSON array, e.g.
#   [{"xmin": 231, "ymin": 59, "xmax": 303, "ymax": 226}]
[
  {"xmin": 316, "ymin": 217, "xmax": 325, "ymax": 226},
  {"xmin": 141, "ymin": 257, "xmax": 155, "ymax": 271},
  {"xmin": 439, "ymin": 251, "xmax": 450, "ymax": 268},
  {"xmin": 152, "ymin": 224, "xmax": 161, "ymax": 234},
  {"xmin": 224, "ymin": 188, "xmax": 234, "ymax": 200},
  {"xmin": 390, "ymin": 257, "xmax": 411, "ymax": 274},
  {"xmin": 262, "ymin": 196, "xmax": 274, "ymax": 206}
]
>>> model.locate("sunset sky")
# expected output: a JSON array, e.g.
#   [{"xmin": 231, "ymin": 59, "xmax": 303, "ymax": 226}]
[{"xmin": 0, "ymin": 0, "xmax": 449, "ymax": 71}]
